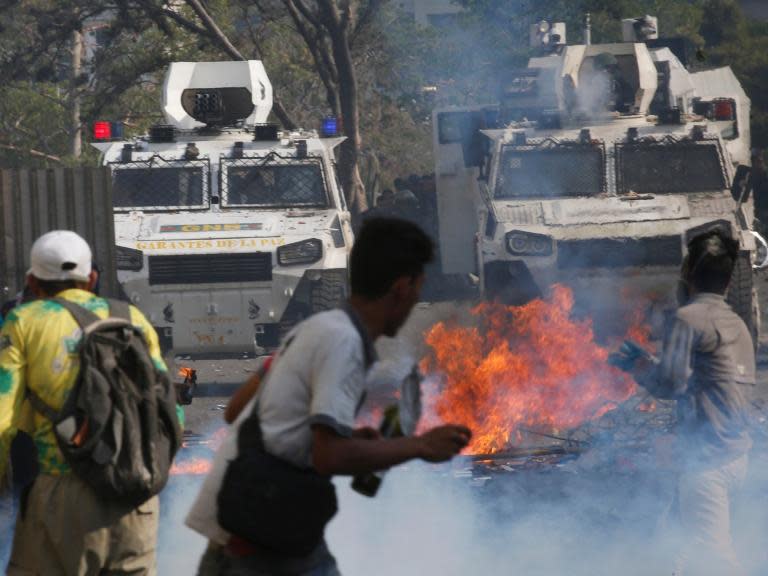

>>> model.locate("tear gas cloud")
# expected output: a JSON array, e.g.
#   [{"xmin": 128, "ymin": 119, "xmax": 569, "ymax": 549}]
[
  {"xmin": 327, "ymin": 450, "xmax": 768, "ymax": 576},
  {"xmin": 150, "ymin": 291, "xmax": 768, "ymax": 575},
  {"xmin": 323, "ymin": 294, "xmax": 768, "ymax": 576}
]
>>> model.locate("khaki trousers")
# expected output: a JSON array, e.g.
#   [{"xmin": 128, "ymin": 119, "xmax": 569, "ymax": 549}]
[{"xmin": 7, "ymin": 474, "xmax": 158, "ymax": 576}]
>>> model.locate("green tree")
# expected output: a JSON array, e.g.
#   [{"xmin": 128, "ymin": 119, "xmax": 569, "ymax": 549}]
[{"xmin": 0, "ymin": 0, "xmax": 216, "ymax": 167}]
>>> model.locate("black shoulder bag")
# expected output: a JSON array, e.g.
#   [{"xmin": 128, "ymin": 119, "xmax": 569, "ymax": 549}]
[{"xmin": 216, "ymin": 400, "xmax": 338, "ymax": 557}]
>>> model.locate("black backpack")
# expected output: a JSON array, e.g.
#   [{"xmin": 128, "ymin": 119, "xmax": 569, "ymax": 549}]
[{"xmin": 27, "ymin": 298, "xmax": 182, "ymax": 507}]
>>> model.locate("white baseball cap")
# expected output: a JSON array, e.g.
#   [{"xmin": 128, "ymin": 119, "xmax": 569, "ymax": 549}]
[{"xmin": 27, "ymin": 230, "xmax": 92, "ymax": 282}]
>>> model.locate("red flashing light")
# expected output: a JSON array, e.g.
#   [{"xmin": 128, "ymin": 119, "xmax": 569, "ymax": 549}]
[
  {"xmin": 93, "ymin": 121, "xmax": 111, "ymax": 140},
  {"xmin": 713, "ymin": 99, "xmax": 736, "ymax": 121}
]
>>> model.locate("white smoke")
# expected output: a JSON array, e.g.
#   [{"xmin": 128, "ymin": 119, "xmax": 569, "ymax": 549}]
[
  {"xmin": 151, "ymin": 303, "xmax": 768, "ymax": 576},
  {"xmin": 574, "ymin": 69, "xmax": 615, "ymax": 119},
  {"xmin": 157, "ymin": 474, "xmax": 209, "ymax": 573},
  {"xmin": 327, "ymin": 445, "xmax": 768, "ymax": 576}
]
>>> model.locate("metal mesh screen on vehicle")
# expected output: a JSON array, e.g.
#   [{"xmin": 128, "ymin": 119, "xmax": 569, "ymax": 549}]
[
  {"xmin": 111, "ymin": 158, "xmax": 209, "ymax": 210},
  {"xmin": 616, "ymin": 142, "xmax": 726, "ymax": 194},
  {"xmin": 220, "ymin": 156, "xmax": 328, "ymax": 208},
  {"xmin": 495, "ymin": 143, "xmax": 605, "ymax": 199}
]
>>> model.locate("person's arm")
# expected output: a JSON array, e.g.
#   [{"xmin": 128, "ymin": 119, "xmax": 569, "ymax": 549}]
[
  {"xmin": 225, "ymin": 373, "xmax": 261, "ymax": 424},
  {"xmin": 225, "ymin": 356, "xmax": 273, "ymax": 424},
  {"xmin": 0, "ymin": 315, "xmax": 27, "ymax": 481},
  {"xmin": 634, "ymin": 315, "xmax": 695, "ymax": 399},
  {"xmin": 306, "ymin": 328, "xmax": 470, "ymax": 475},
  {"xmin": 311, "ymin": 423, "xmax": 471, "ymax": 476}
]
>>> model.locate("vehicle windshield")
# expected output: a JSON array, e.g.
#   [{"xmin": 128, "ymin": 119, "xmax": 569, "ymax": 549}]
[
  {"xmin": 222, "ymin": 161, "xmax": 328, "ymax": 208},
  {"xmin": 617, "ymin": 142, "xmax": 726, "ymax": 194},
  {"xmin": 111, "ymin": 160, "xmax": 207, "ymax": 210},
  {"xmin": 495, "ymin": 145, "xmax": 604, "ymax": 199}
]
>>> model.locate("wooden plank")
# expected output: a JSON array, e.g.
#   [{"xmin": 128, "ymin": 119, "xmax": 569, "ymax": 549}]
[
  {"xmin": 88, "ymin": 169, "xmax": 114, "ymax": 296},
  {"xmin": 33, "ymin": 168, "xmax": 49, "ymax": 234},
  {"xmin": 9, "ymin": 171, "xmax": 23, "ymax": 297},
  {"xmin": 0, "ymin": 167, "xmax": 117, "ymax": 299},
  {"xmin": 71, "ymin": 167, "xmax": 86, "ymax": 233},
  {"xmin": 83, "ymin": 167, "xmax": 96, "ymax": 242},
  {"xmin": 17, "ymin": 170, "xmax": 35, "ymax": 293},
  {"xmin": 53, "ymin": 168, "xmax": 67, "ymax": 231},
  {"xmin": 101, "ymin": 168, "xmax": 118, "ymax": 298},
  {"xmin": 0, "ymin": 170, "xmax": 12, "ymax": 298}
]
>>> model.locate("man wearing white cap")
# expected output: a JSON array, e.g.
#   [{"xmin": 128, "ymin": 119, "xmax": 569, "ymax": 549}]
[{"xmin": 0, "ymin": 230, "xmax": 174, "ymax": 575}]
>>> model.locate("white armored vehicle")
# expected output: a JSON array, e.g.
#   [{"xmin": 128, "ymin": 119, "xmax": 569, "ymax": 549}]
[
  {"xmin": 94, "ymin": 61, "xmax": 352, "ymax": 356},
  {"xmin": 433, "ymin": 16, "xmax": 767, "ymax": 339}
]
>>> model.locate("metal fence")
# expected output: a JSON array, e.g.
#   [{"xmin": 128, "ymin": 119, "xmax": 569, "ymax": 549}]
[{"xmin": 0, "ymin": 167, "xmax": 118, "ymax": 301}]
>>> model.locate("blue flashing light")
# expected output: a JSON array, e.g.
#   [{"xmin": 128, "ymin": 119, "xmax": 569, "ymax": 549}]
[
  {"xmin": 321, "ymin": 116, "xmax": 338, "ymax": 137},
  {"xmin": 110, "ymin": 122, "xmax": 124, "ymax": 140}
]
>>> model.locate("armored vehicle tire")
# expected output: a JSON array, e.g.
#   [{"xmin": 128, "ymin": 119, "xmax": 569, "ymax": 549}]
[
  {"xmin": 727, "ymin": 252, "xmax": 760, "ymax": 349},
  {"xmin": 310, "ymin": 270, "xmax": 348, "ymax": 312},
  {"xmin": 279, "ymin": 302, "xmax": 309, "ymax": 342},
  {"xmin": 277, "ymin": 272, "xmax": 348, "ymax": 343}
]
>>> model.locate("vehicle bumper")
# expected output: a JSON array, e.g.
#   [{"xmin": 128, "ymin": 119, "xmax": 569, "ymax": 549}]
[{"xmin": 119, "ymin": 267, "xmax": 346, "ymax": 355}]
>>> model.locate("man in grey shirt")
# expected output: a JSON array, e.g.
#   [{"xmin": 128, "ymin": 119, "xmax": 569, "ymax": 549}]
[
  {"xmin": 616, "ymin": 230, "xmax": 754, "ymax": 575},
  {"xmin": 189, "ymin": 218, "xmax": 472, "ymax": 575}
]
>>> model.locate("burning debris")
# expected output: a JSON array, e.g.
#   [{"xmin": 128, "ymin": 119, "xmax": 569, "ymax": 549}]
[
  {"xmin": 170, "ymin": 286, "xmax": 668, "ymax": 481},
  {"xmin": 170, "ymin": 428, "xmax": 228, "ymax": 476},
  {"xmin": 175, "ymin": 367, "xmax": 198, "ymax": 405},
  {"xmin": 420, "ymin": 285, "xmax": 650, "ymax": 455}
]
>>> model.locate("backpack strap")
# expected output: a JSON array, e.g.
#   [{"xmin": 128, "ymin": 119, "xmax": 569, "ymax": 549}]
[
  {"xmin": 26, "ymin": 297, "xmax": 104, "ymax": 422},
  {"xmin": 107, "ymin": 299, "xmax": 131, "ymax": 323},
  {"xmin": 51, "ymin": 297, "xmax": 101, "ymax": 330},
  {"xmin": 25, "ymin": 387, "xmax": 59, "ymax": 421}
]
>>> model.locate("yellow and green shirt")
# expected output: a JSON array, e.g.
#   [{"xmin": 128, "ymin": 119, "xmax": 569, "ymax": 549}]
[{"xmin": 0, "ymin": 288, "xmax": 182, "ymax": 478}]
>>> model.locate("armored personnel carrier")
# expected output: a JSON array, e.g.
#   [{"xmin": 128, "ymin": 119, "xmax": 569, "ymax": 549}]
[
  {"xmin": 93, "ymin": 61, "xmax": 352, "ymax": 356},
  {"xmin": 433, "ymin": 16, "xmax": 767, "ymax": 339}
]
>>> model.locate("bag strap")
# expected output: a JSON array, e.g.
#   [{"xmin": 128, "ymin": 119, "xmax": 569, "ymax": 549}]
[
  {"xmin": 26, "ymin": 297, "xmax": 129, "ymax": 423},
  {"xmin": 340, "ymin": 304, "xmax": 376, "ymax": 368},
  {"xmin": 236, "ymin": 353, "xmax": 283, "ymax": 455},
  {"xmin": 107, "ymin": 298, "xmax": 131, "ymax": 323},
  {"xmin": 51, "ymin": 297, "xmax": 101, "ymax": 330},
  {"xmin": 25, "ymin": 387, "xmax": 58, "ymax": 421}
]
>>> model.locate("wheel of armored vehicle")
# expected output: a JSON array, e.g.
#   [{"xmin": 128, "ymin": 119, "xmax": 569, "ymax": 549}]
[
  {"xmin": 726, "ymin": 252, "xmax": 760, "ymax": 349},
  {"xmin": 276, "ymin": 272, "xmax": 348, "ymax": 342},
  {"xmin": 310, "ymin": 270, "xmax": 348, "ymax": 312}
]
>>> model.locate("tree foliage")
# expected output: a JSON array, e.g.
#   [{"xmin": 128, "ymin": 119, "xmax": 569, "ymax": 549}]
[
  {"xmin": 449, "ymin": 0, "xmax": 768, "ymax": 146},
  {"xmin": 0, "ymin": 0, "xmax": 766, "ymax": 181},
  {"xmin": 0, "ymin": 0, "xmax": 219, "ymax": 166}
]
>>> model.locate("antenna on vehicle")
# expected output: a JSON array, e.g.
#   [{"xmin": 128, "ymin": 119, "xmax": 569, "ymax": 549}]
[{"xmin": 584, "ymin": 13, "xmax": 592, "ymax": 46}]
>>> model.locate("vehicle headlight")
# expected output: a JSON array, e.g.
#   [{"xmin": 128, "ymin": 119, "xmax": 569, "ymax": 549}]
[
  {"xmin": 505, "ymin": 231, "xmax": 553, "ymax": 256},
  {"xmin": 116, "ymin": 245, "xmax": 144, "ymax": 271},
  {"xmin": 277, "ymin": 239, "xmax": 323, "ymax": 266}
]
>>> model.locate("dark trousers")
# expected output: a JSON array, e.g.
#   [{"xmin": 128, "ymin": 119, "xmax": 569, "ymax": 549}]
[{"xmin": 197, "ymin": 541, "xmax": 341, "ymax": 576}]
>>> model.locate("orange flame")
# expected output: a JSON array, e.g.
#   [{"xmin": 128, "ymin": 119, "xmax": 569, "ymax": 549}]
[
  {"xmin": 178, "ymin": 367, "xmax": 196, "ymax": 379},
  {"xmin": 421, "ymin": 285, "xmax": 643, "ymax": 454}
]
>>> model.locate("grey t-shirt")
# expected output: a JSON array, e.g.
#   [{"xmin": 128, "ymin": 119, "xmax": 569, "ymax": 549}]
[
  {"xmin": 257, "ymin": 308, "xmax": 376, "ymax": 468},
  {"xmin": 185, "ymin": 307, "xmax": 376, "ymax": 545},
  {"xmin": 641, "ymin": 293, "xmax": 754, "ymax": 466}
]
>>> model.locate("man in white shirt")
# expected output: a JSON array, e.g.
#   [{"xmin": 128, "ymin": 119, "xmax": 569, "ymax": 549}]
[{"xmin": 186, "ymin": 217, "xmax": 471, "ymax": 575}]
